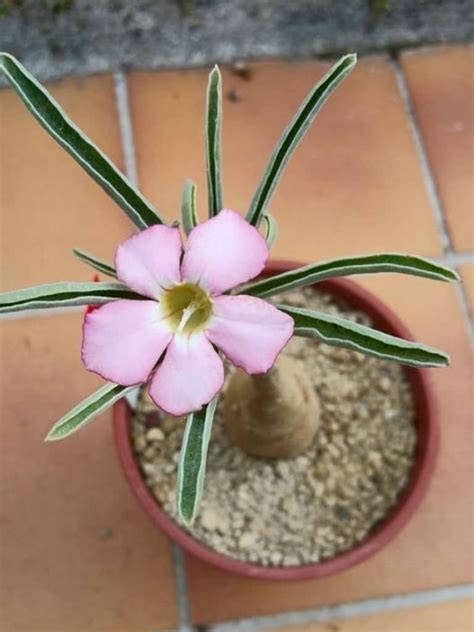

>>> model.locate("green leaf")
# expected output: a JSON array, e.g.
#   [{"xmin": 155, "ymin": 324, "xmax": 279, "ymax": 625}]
[
  {"xmin": 242, "ymin": 253, "xmax": 460, "ymax": 298},
  {"xmin": 246, "ymin": 54, "xmax": 357, "ymax": 227},
  {"xmin": 181, "ymin": 179, "xmax": 199, "ymax": 235},
  {"xmin": 177, "ymin": 396, "xmax": 219, "ymax": 525},
  {"xmin": 279, "ymin": 304, "xmax": 450, "ymax": 368},
  {"xmin": 0, "ymin": 281, "xmax": 141, "ymax": 314},
  {"xmin": 73, "ymin": 248, "xmax": 117, "ymax": 278},
  {"xmin": 262, "ymin": 213, "xmax": 278, "ymax": 249},
  {"xmin": 45, "ymin": 383, "xmax": 134, "ymax": 441},
  {"xmin": 206, "ymin": 65, "xmax": 224, "ymax": 218},
  {"xmin": 0, "ymin": 52, "xmax": 164, "ymax": 230}
]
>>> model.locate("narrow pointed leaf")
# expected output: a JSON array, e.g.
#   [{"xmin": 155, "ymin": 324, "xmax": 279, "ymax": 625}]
[
  {"xmin": 206, "ymin": 66, "xmax": 224, "ymax": 217},
  {"xmin": 45, "ymin": 383, "xmax": 134, "ymax": 441},
  {"xmin": 177, "ymin": 396, "xmax": 219, "ymax": 525},
  {"xmin": 279, "ymin": 304, "xmax": 450, "ymax": 368},
  {"xmin": 181, "ymin": 179, "xmax": 199, "ymax": 235},
  {"xmin": 73, "ymin": 248, "xmax": 117, "ymax": 278},
  {"xmin": 242, "ymin": 253, "xmax": 459, "ymax": 298},
  {"xmin": 0, "ymin": 281, "xmax": 141, "ymax": 314},
  {"xmin": 0, "ymin": 53, "xmax": 164, "ymax": 230},
  {"xmin": 262, "ymin": 213, "xmax": 278, "ymax": 248},
  {"xmin": 246, "ymin": 54, "xmax": 357, "ymax": 227}
]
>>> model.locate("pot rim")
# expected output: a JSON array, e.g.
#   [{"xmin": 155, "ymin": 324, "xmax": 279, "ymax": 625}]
[{"xmin": 112, "ymin": 260, "xmax": 440, "ymax": 581}]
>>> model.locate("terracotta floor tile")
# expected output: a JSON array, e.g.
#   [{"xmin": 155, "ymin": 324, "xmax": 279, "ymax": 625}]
[
  {"xmin": 0, "ymin": 314, "xmax": 178, "ymax": 632},
  {"xmin": 2, "ymin": 52, "xmax": 472, "ymax": 632},
  {"xmin": 460, "ymin": 264, "xmax": 474, "ymax": 313},
  {"xmin": 263, "ymin": 598, "xmax": 474, "ymax": 632},
  {"xmin": 186, "ymin": 276, "xmax": 474, "ymax": 625},
  {"xmin": 401, "ymin": 46, "xmax": 474, "ymax": 252},
  {"xmin": 129, "ymin": 56, "xmax": 442, "ymax": 262},
  {"xmin": 0, "ymin": 74, "xmax": 134, "ymax": 292}
]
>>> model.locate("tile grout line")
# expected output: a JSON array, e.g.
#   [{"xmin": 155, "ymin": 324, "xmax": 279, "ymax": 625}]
[
  {"xmin": 432, "ymin": 251, "xmax": 474, "ymax": 267},
  {"xmin": 392, "ymin": 56, "xmax": 474, "ymax": 347},
  {"xmin": 113, "ymin": 69, "xmax": 139, "ymax": 188},
  {"xmin": 453, "ymin": 281, "xmax": 474, "ymax": 346},
  {"xmin": 172, "ymin": 544, "xmax": 194, "ymax": 632},
  {"xmin": 113, "ymin": 68, "xmax": 194, "ymax": 632},
  {"xmin": 209, "ymin": 583, "xmax": 474, "ymax": 632},
  {"xmin": 390, "ymin": 57, "xmax": 453, "ymax": 254}
]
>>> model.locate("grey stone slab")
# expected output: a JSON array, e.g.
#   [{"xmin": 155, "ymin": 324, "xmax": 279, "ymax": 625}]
[{"xmin": 0, "ymin": 0, "xmax": 472, "ymax": 85}]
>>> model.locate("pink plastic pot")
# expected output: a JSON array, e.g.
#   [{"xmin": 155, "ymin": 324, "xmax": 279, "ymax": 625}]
[{"xmin": 113, "ymin": 261, "xmax": 440, "ymax": 581}]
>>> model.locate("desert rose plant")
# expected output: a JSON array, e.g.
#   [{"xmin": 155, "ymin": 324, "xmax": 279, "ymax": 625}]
[{"xmin": 0, "ymin": 52, "xmax": 458, "ymax": 524}]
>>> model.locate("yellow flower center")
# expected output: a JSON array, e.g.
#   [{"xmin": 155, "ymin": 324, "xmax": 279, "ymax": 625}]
[{"xmin": 160, "ymin": 283, "xmax": 213, "ymax": 335}]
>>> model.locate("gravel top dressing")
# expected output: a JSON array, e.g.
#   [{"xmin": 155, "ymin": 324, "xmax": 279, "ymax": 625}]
[{"xmin": 132, "ymin": 287, "xmax": 416, "ymax": 567}]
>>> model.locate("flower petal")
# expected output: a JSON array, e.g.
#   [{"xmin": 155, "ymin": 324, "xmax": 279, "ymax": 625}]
[
  {"xmin": 149, "ymin": 334, "xmax": 224, "ymax": 416},
  {"xmin": 181, "ymin": 209, "xmax": 269, "ymax": 295},
  {"xmin": 206, "ymin": 295, "xmax": 294, "ymax": 373},
  {"xmin": 82, "ymin": 300, "xmax": 172, "ymax": 385},
  {"xmin": 115, "ymin": 225, "xmax": 182, "ymax": 299}
]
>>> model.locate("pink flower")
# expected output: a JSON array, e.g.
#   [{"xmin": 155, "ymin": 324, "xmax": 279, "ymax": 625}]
[{"xmin": 82, "ymin": 209, "xmax": 294, "ymax": 416}]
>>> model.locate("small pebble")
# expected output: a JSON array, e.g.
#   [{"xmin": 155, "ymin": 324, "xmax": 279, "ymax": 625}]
[
  {"xmin": 283, "ymin": 554, "xmax": 300, "ymax": 566},
  {"xmin": 201, "ymin": 508, "xmax": 220, "ymax": 532},
  {"xmin": 143, "ymin": 446, "xmax": 156, "ymax": 461},
  {"xmin": 134, "ymin": 434, "xmax": 147, "ymax": 451},
  {"xmin": 146, "ymin": 427, "xmax": 165, "ymax": 442},
  {"xmin": 276, "ymin": 461, "xmax": 291, "ymax": 478},
  {"xmin": 239, "ymin": 532, "xmax": 258, "ymax": 549},
  {"xmin": 295, "ymin": 456, "xmax": 309, "ymax": 470}
]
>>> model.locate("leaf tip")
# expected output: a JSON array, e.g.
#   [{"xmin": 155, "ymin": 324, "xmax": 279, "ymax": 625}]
[
  {"xmin": 430, "ymin": 350, "xmax": 450, "ymax": 368},
  {"xmin": 44, "ymin": 428, "xmax": 61, "ymax": 442},
  {"xmin": 441, "ymin": 353, "xmax": 451, "ymax": 367},
  {"xmin": 0, "ymin": 52, "xmax": 18, "ymax": 73},
  {"xmin": 438, "ymin": 262, "xmax": 460, "ymax": 282},
  {"xmin": 343, "ymin": 52, "xmax": 357, "ymax": 69},
  {"xmin": 210, "ymin": 64, "xmax": 222, "ymax": 80},
  {"xmin": 178, "ymin": 504, "xmax": 195, "ymax": 527}
]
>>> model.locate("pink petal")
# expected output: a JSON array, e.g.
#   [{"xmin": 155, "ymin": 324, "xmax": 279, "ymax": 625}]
[
  {"xmin": 181, "ymin": 209, "xmax": 269, "ymax": 295},
  {"xmin": 206, "ymin": 295, "xmax": 294, "ymax": 373},
  {"xmin": 149, "ymin": 334, "xmax": 224, "ymax": 416},
  {"xmin": 82, "ymin": 300, "xmax": 172, "ymax": 385},
  {"xmin": 115, "ymin": 225, "xmax": 182, "ymax": 299}
]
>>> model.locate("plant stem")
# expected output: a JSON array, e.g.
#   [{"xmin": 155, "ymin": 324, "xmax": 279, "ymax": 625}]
[{"xmin": 222, "ymin": 355, "xmax": 320, "ymax": 459}]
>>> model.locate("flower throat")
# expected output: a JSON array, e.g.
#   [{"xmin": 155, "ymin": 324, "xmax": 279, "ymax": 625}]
[{"xmin": 161, "ymin": 283, "xmax": 213, "ymax": 335}]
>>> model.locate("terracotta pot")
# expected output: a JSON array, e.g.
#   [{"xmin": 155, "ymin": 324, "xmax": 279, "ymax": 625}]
[{"xmin": 113, "ymin": 260, "xmax": 440, "ymax": 581}]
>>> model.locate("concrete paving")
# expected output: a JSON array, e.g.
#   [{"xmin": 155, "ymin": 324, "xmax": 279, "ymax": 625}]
[{"xmin": 0, "ymin": 0, "xmax": 473, "ymax": 84}]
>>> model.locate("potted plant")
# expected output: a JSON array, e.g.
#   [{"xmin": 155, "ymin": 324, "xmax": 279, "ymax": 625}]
[{"xmin": 0, "ymin": 52, "xmax": 458, "ymax": 580}]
